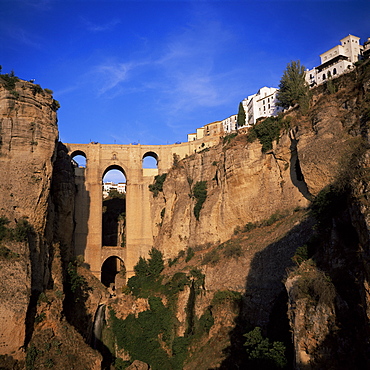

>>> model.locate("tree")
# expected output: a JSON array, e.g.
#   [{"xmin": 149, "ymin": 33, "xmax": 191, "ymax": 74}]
[
  {"xmin": 244, "ymin": 327, "xmax": 287, "ymax": 369},
  {"xmin": 237, "ymin": 102, "xmax": 246, "ymax": 127},
  {"xmin": 277, "ymin": 60, "xmax": 309, "ymax": 110},
  {"xmin": 148, "ymin": 247, "xmax": 164, "ymax": 279}
]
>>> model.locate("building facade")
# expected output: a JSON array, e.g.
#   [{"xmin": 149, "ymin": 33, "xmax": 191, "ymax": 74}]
[
  {"xmin": 243, "ymin": 86, "xmax": 282, "ymax": 126},
  {"xmin": 306, "ymin": 34, "xmax": 363, "ymax": 86},
  {"xmin": 222, "ymin": 114, "xmax": 238, "ymax": 133},
  {"xmin": 103, "ymin": 181, "xmax": 126, "ymax": 198}
]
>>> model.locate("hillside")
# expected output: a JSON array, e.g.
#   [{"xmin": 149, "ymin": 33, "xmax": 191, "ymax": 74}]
[{"xmin": 0, "ymin": 61, "xmax": 370, "ymax": 369}]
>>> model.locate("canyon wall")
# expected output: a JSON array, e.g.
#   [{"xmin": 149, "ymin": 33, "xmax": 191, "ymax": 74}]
[
  {"xmin": 1, "ymin": 61, "xmax": 370, "ymax": 369},
  {"xmin": 0, "ymin": 78, "xmax": 101, "ymax": 368}
]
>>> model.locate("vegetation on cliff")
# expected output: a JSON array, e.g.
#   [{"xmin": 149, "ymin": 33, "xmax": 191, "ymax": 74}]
[
  {"xmin": 277, "ymin": 60, "xmax": 310, "ymax": 110},
  {"xmin": 149, "ymin": 173, "xmax": 167, "ymax": 197}
]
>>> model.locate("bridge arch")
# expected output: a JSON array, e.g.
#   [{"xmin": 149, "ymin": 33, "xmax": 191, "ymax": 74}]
[
  {"xmin": 102, "ymin": 164, "xmax": 127, "ymax": 180},
  {"xmin": 71, "ymin": 150, "xmax": 87, "ymax": 167},
  {"xmin": 142, "ymin": 151, "xmax": 158, "ymax": 169},
  {"xmin": 101, "ymin": 255, "xmax": 126, "ymax": 292},
  {"xmin": 102, "ymin": 166, "xmax": 126, "ymax": 248}
]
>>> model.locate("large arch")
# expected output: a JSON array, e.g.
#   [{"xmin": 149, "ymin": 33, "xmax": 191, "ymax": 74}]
[{"xmin": 102, "ymin": 165, "xmax": 126, "ymax": 248}]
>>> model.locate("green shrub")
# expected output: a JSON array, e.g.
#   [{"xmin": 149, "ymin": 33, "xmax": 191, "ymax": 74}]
[
  {"xmin": 293, "ymin": 268, "xmax": 336, "ymax": 306},
  {"xmin": 0, "ymin": 245, "xmax": 19, "ymax": 259},
  {"xmin": 223, "ymin": 132, "xmax": 237, "ymax": 144},
  {"xmin": 35, "ymin": 312, "xmax": 46, "ymax": 323},
  {"xmin": 190, "ymin": 268, "xmax": 205, "ymax": 290},
  {"xmin": 192, "ymin": 181, "xmax": 207, "ymax": 220},
  {"xmin": 10, "ymin": 90, "xmax": 19, "ymax": 98},
  {"xmin": 149, "ymin": 173, "xmax": 167, "ymax": 196},
  {"xmin": 260, "ymin": 211, "xmax": 286, "ymax": 227},
  {"xmin": 196, "ymin": 308, "xmax": 214, "ymax": 335},
  {"xmin": 201, "ymin": 249, "xmax": 219, "ymax": 265},
  {"xmin": 243, "ymin": 222, "xmax": 258, "ymax": 232},
  {"xmin": 134, "ymin": 256, "xmax": 149, "ymax": 277},
  {"xmin": 26, "ymin": 344, "xmax": 39, "ymax": 370},
  {"xmin": 52, "ymin": 99, "xmax": 60, "ymax": 110},
  {"xmin": 12, "ymin": 218, "xmax": 32, "ymax": 242},
  {"xmin": 114, "ymin": 358, "xmax": 131, "ymax": 369},
  {"xmin": 310, "ymin": 185, "xmax": 347, "ymax": 227},
  {"xmin": 185, "ymin": 247, "xmax": 194, "ymax": 262},
  {"xmin": 67, "ymin": 262, "xmax": 88, "ymax": 294},
  {"xmin": 148, "ymin": 247, "xmax": 164, "ymax": 279},
  {"xmin": 110, "ymin": 299, "xmax": 173, "ymax": 370},
  {"xmin": 0, "ymin": 73, "xmax": 19, "ymax": 91},
  {"xmin": 211, "ymin": 290, "xmax": 242, "ymax": 306},
  {"xmin": 222, "ymin": 240, "xmax": 242, "ymax": 259},
  {"xmin": 292, "ymin": 245, "xmax": 309, "ymax": 265},
  {"xmin": 171, "ymin": 336, "xmax": 191, "ymax": 369},
  {"xmin": 128, "ymin": 248, "xmax": 164, "ymax": 297},
  {"xmin": 32, "ymin": 84, "xmax": 44, "ymax": 95},
  {"xmin": 166, "ymin": 272, "xmax": 189, "ymax": 294},
  {"xmin": 244, "ymin": 327, "xmax": 287, "ymax": 369},
  {"xmin": 0, "ymin": 216, "xmax": 10, "ymax": 240},
  {"xmin": 247, "ymin": 116, "xmax": 288, "ymax": 152}
]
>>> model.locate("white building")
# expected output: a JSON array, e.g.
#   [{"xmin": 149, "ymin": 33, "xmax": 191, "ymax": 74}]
[
  {"xmin": 242, "ymin": 86, "xmax": 282, "ymax": 126},
  {"xmin": 222, "ymin": 114, "xmax": 238, "ymax": 133},
  {"xmin": 103, "ymin": 181, "xmax": 126, "ymax": 198},
  {"xmin": 117, "ymin": 182, "xmax": 126, "ymax": 194},
  {"xmin": 306, "ymin": 34, "xmax": 363, "ymax": 87}
]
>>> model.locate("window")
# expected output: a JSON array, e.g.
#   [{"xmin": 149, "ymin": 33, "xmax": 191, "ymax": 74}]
[
  {"xmin": 322, "ymin": 74, "xmax": 326, "ymax": 80},
  {"xmin": 333, "ymin": 68, "xmax": 337, "ymax": 75}
]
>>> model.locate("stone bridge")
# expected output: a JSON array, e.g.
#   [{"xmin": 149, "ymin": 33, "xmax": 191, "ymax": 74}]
[{"xmin": 65, "ymin": 136, "xmax": 219, "ymax": 287}]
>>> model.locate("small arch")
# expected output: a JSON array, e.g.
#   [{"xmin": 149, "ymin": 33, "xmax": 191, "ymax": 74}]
[
  {"xmin": 101, "ymin": 256, "xmax": 126, "ymax": 289},
  {"xmin": 333, "ymin": 68, "xmax": 337, "ymax": 75},
  {"xmin": 322, "ymin": 73, "xmax": 326, "ymax": 80},
  {"xmin": 142, "ymin": 151, "xmax": 158, "ymax": 169},
  {"xmin": 71, "ymin": 150, "xmax": 87, "ymax": 168}
]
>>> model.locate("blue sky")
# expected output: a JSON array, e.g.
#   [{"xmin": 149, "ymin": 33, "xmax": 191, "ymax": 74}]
[{"xmin": 1, "ymin": 0, "xmax": 370, "ymax": 150}]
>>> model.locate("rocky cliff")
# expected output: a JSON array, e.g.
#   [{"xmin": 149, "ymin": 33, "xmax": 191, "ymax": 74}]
[
  {"xmin": 143, "ymin": 62, "xmax": 370, "ymax": 369},
  {"xmin": 1, "ymin": 61, "xmax": 370, "ymax": 370},
  {"xmin": 0, "ymin": 77, "xmax": 101, "ymax": 369}
]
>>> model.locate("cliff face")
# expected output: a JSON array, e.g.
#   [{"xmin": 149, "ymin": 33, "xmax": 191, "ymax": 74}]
[
  {"xmin": 0, "ymin": 79, "xmax": 58, "ymax": 359},
  {"xmin": 145, "ymin": 63, "xmax": 370, "ymax": 369},
  {"xmin": 152, "ymin": 133, "xmax": 310, "ymax": 258},
  {"xmin": 0, "ymin": 78, "xmax": 101, "ymax": 368},
  {"xmin": 1, "ymin": 62, "xmax": 370, "ymax": 370}
]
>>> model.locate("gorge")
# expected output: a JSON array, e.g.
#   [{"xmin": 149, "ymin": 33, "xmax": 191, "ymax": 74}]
[{"xmin": 1, "ymin": 61, "xmax": 370, "ymax": 369}]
